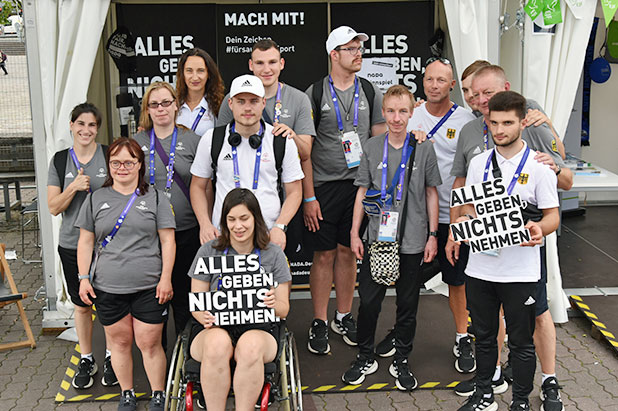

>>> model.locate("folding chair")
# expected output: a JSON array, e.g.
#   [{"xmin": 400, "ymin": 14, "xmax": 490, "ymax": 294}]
[{"xmin": 0, "ymin": 243, "xmax": 36, "ymax": 351}]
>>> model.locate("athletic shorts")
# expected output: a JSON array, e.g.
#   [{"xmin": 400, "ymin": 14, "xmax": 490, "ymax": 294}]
[
  {"xmin": 58, "ymin": 245, "xmax": 89, "ymax": 307},
  {"xmin": 535, "ymin": 245, "xmax": 549, "ymax": 317},
  {"xmin": 436, "ymin": 223, "xmax": 469, "ymax": 286},
  {"xmin": 306, "ymin": 180, "xmax": 357, "ymax": 251},
  {"xmin": 189, "ymin": 318, "xmax": 280, "ymax": 352},
  {"xmin": 94, "ymin": 287, "xmax": 169, "ymax": 326}
]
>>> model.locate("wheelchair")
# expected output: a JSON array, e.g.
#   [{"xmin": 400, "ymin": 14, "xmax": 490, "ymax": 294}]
[{"xmin": 164, "ymin": 320, "xmax": 303, "ymax": 411}]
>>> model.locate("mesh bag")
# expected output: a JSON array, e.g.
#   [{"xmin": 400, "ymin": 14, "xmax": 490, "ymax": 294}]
[{"xmin": 368, "ymin": 241, "xmax": 400, "ymax": 286}]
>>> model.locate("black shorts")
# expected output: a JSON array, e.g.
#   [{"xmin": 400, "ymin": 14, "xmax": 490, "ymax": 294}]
[
  {"xmin": 189, "ymin": 318, "xmax": 280, "ymax": 352},
  {"xmin": 535, "ymin": 245, "xmax": 549, "ymax": 317},
  {"xmin": 436, "ymin": 224, "xmax": 469, "ymax": 286},
  {"xmin": 307, "ymin": 180, "xmax": 357, "ymax": 251},
  {"xmin": 94, "ymin": 287, "xmax": 169, "ymax": 326},
  {"xmin": 58, "ymin": 245, "xmax": 89, "ymax": 307}
]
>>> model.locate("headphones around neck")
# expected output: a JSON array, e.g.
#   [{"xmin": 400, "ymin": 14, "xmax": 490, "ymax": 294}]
[{"xmin": 228, "ymin": 119, "xmax": 266, "ymax": 149}]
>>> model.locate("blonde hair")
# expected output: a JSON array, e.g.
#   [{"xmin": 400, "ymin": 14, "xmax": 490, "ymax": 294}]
[
  {"xmin": 139, "ymin": 81, "xmax": 178, "ymax": 130},
  {"xmin": 383, "ymin": 85, "xmax": 415, "ymax": 109}
]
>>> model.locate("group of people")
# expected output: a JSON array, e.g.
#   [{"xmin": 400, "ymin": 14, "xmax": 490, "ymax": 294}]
[{"xmin": 47, "ymin": 24, "xmax": 572, "ymax": 411}]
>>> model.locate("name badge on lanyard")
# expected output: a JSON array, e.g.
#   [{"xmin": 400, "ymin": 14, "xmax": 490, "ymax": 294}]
[
  {"xmin": 328, "ymin": 75, "xmax": 362, "ymax": 169},
  {"xmin": 378, "ymin": 211, "xmax": 399, "ymax": 242}
]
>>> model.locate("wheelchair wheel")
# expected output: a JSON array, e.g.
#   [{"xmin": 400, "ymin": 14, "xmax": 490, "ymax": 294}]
[
  {"xmin": 279, "ymin": 340, "xmax": 291, "ymax": 411},
  {"xmin": 165, "ymin": 335, "xmax": 186, "ymax": 411},
  {"xmin": 287, "ymin": 333, "xmax": 303, "ymax": 411}
]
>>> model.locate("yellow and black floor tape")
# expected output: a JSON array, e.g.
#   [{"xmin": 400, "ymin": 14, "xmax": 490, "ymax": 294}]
[{"xmin": 570, "ymin": 295, "xmax": 618, "ymax": 353}]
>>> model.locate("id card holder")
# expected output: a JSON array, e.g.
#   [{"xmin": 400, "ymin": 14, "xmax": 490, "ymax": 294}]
[
  {"xmin": 378, "ymin": 210, "xmax": 399, "ymax": 242},
  {"xmin": 341, "ymin": 131, "xmax": 362, "ymax": 168},
  {"xmin": 481, "ymin": 248, "xmax": 501, "ymax": 257}
]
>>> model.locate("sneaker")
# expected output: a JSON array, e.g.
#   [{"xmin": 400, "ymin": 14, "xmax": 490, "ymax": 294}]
[
  {"xmin": 307, "ymin": 319, "xmax": 330, "ymax": 354},
  {"xmin": 540, "ymin": 377, "xmax": 564, "ymax": 411},
  {"xmin": 331, "ymin": 313, "xmax": 358, "ymax": 346},
  {"xmin": 457, "ymin": 390, "xmax": 498, "ymax": 411},
  {"xmin": 149, "ymin": 391, "xmax": 165, "ymax": 411},
  {"xmin": 101, "ymin": 356, "xmax": 119, "ymax": 386},
  {"xmin": 389, "ymin": 358, "xmax": 418, "ymax": 391},
  {"xmin": 503, "ymin": 360, "xmax": 513, "ymax": 383},
  {"xmin": 341, "ymin": 355, "xmax": 378, "ymax": 385},
  {"xmin": 72, "ymin": 357, "xmax": 98, "ymax": 389},
  {"xmin": 375, "ymin": 328, "xmax": 396, "ymax": 357},
  {"xmin": 510, "ymin": 399, "xmax": 530, "ymax": 410},
  {"xmin": 454, "ymin": 336, "xmax": 476, "ymax": 373},
  {"xmin": 454, "ymin": 375, "xmax": 509, "ymax": 397},
  {"xmin": 118, "ymin": 390, "xmax": 137, "ymax": 411}
]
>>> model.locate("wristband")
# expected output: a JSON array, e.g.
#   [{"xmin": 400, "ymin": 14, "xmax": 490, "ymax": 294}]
[
  {"xmin": 429, "ymin": 231, "xmax": 438, "ymax": 237},
  {"xmin": 78, "ymin": 274, "xmax": 90, "ymax": 281},
  {"xmin": 303, "ymin": 196, "xmax": 317, "ymax": 203}
]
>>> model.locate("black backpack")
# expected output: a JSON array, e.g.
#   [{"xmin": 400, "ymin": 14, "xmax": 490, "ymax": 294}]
[
  {"xmin": 210, "ymin": 125, "xmax": 287, "ymax": 203},
  {"xmin": 310, "ymin": 76, "xmax": 375, "ymax": 130},
  {"xmin": 54, "ymin": 145, "xmax": 109, "ymax": 189}
]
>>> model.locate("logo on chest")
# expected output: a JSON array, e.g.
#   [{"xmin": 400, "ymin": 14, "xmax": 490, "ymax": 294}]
[
  {"xmin": 517, "ymin": 173, "xmax": 529, "ymax": 185},
  {"xmin": 96, "ymin": 168, "xmax": 107, "ymax": 178},
  {"xmin": 135, "ymin": 201, "xmax": 149, "ymax": 211},
  {"xmin": 176, "ymin": 142, "xmax": 185, "ymax": 151},
  {"xmin": 446, "ymin": 128, "xmax": 456, "ymax": 139}
]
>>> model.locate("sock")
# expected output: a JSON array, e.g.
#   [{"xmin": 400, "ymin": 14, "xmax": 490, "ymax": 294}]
[
  {"xmin": 542, "ymin": 373, "xmax": 556, "ymax": 384},
  {"xmin": 105, "ymin": 349, "xmax": 112, "ymax": 359},
  {"xmin": 336, "ymin": 311, "xmax": 349, "ymax": 322},
  {"xmin": 81, "ymin": 352, "xmax": 93, "ymax": 361},
  {"xmin": 122, "ymin": 388, "xmax": 135, "ymax": 397},
  {"xmin": 152, "ymin": 390, "xmax": 164, "ymax": 398},
  {"xmin": 492, "ymin": 366, "xmax": 501, "ymax": 381},
  {"xmin": 455, "ymin": 332, "xmax": 468, "ymax": 344}
]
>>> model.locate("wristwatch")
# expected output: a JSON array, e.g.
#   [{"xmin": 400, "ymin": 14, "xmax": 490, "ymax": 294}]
[
  {"xmin": 429, "ymin": 231, "xmax": 438, "ymax": 238},
  {"xmin": 273, "ymin": 223, "xmax": 288, "ymax": 233},
  {"xmin": 555, "ymin": 164, "xmax": 562, "ymax": 176},
  {"xmin": 78, "ymin": 274, "xmax": 90, "ymax": 281}
]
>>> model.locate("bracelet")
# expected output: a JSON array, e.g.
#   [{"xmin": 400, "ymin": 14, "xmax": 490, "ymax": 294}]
[
  {"xmin": 303, "ymin": 196, "xmax": 317, "ymax": 203},
  {"xmin": 78, "ymin": 274, "xmax": 90, "ymax": 281}
]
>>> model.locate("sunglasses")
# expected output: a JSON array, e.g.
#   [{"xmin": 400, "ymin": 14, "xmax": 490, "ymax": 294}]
[
  {"xmin": 147, "ymin": 100, "xmax": 174, "ymax": 109},
  {"xmin": 425, "ymin": 56, "xmax": 452, "ymax": 67}
]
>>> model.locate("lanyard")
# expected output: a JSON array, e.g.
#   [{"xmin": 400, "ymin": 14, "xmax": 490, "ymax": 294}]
[
  {"xmin": 381, "ymin": 133, "xmax": 412, "ymax": 204},
  {"xmin": 69, "ymin": 147, "xmax": 91, "ymax": 192},
  {"xmin": 191, "ymin": 107, "xmax": 206, "ymax": 132},
  {"xmin": 218, "ymin": 248, "xmax": 262, "ymax": 290},
  {"xmin": 273, "ymin": 83, "xmax": 282, "ymax": 123},
  {"xmin": 149, "ymin": 127, "xmax": 178, "ymax": 192},
  {"xmin": 427, "ymin": 103, "xmax": 458, "ymax": 140},
  {"xmin": 328, "ymin": 75, "xmax": 360, "ymax": 132},
  {"xmin": 100, "ymin": 189, "xmax": 140, "ymax": 249},
  {"xmin": 483, "ymin": 146, "xmax": 531, "ymax": 195},
  {"xmin": 230, "ymin": 124, "xmax": 263, "ymax": 190},
  {"xmin": 482, "ymin": 122, "xmax": 489, "ymax": 151}
]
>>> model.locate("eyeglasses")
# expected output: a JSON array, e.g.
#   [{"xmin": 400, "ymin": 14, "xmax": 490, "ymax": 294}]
[
  {"xmin": 336, "ymin": 46, "xmax": 365, "ymax": 55},
  {"xmin": 110, "ymin": 160, "xmax": 138, "ymax": 170},
  {"xmin": 425, "ymin": 56, "xmax": 452, "ymax": 67},
  {"xmin": 147, "ymin": 100, "xmax": 174, "ymax": 109}
]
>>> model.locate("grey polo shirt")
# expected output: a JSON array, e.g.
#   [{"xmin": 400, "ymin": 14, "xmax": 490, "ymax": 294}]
[
  {"xmin": 451, "ymin": 99, "xmax": 564, "ymax": 178},
  {"xmin": 354, "ymin": 134, "xmax": 442, "ymax": 254},
  {"xmin": 306, "ymin": 76, "xmax": 385, "ymax": 187},
  {"xmin": 47, "ymin": 144, "xmax": 108, "ymax": 249},
  {"xmin": 134, "ymin": 127, "xmax": 201, "ymax": 231}
]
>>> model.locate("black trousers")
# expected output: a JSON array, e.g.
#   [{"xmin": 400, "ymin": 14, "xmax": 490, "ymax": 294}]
[
  {"xmin": 357, "ymin": 252, "xmax": 423, "ymax": 360},
  {"xmin": 170, "ymin": 226, "xmax": 201, "ymax": 335},
  {"xmin": 466, "ymin": 276, "xmax": 537, "ymax": 401}
]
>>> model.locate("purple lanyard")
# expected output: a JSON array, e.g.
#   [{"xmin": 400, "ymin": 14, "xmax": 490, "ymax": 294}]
[
  {"xmin": 427, "ymin": 103, "xmax": 458, "ymax": 140},
  {"xmin": 149, "ymin": 127, "xmax": 178, "ymax": 192},
  {"xmin": 328, "ymin": 75, "xmax": 360, "ymax": 132},
  {"xmin": 273, "ymin": 83, "xmax": 282, "ymax": 123},
  {"xmin": 381, "ymin": 133, "xmax": 411, "ymax": 204},
  {"xmin": 218, "ymin": 248, "xmax": 262, "ymax": 290},
  {"xmin": 483, "ymin": 122, "xmax": 489, "ymax": 151},
  {"xmin": 230, "ymin": 124, "xmax": 263, "ymax": 190},
  {"xmin": 191, "ymin": 107, "xmax": 206, "ymax": 132},
  {"xmin": 100, "ymin": 189, "xmax": 140, "ymax": 249},
  {"xmin": 68, "ymin": 147, "xmax": 91, "ymax": 192},
  {"xmin": 483, "ymin": 146, "xmax": 531, "ymax": 195}
]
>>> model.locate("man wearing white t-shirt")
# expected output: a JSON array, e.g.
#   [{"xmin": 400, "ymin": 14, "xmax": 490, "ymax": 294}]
[
  {"xmin": 190, "ymin": 74, "xmax": 304, "ymax": 249},
  {"xmin": 456, "ymin": 91, "xmax": 559, "ymax": 411}
]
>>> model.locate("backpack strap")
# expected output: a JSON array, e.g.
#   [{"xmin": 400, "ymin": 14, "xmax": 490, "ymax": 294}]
[
  {"xmin": 273, "ymin": 134, "xmax": 287, "ymax": 204},
  {"xmin": 359, "ymin": 77, "xmax": 375, "ymax": 124},
  {"xmin": 210, "ymin": 125, "xmax": 227, "ymax": 185},
  {"xmin": 311, "ymin": 78, "xmax": 325, "ymax": 130},
  {"xmin": 53, "ymin": 148, "xmax": 70, "ymax": 190}
]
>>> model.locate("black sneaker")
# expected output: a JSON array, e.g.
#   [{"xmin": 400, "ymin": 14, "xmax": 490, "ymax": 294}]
[
  {"xmin": 307, "ymin": 319, "xmax": 330, "ymax": 354},
  {"xmin": 503, "ymin": 360, "xmax": 513, "ymax": 383},
  {"xmin": 331, "ymin": 313, "xmax": 358, "ymax": 346},
  {"xmin": 118, "ymin": 390, "xmax": 137, "ymax": 411},
  {"xmin": 540, "ymin": 376, "xmax": 564, "ymax": 411},
  {"xmin": 101, "ymin": 356, "xmax": 119, "ymax": 386},
  {"xmin": 72, "ymin": 357, "xmax": 97, "ymax": 389},
  {"xmin": 510, "ymin": 399, "xmax": 530, "ymax": 411},
  {"xmin": 454, "ymin": 375, "xmax": 509, "ymax": 397},
  {"xmin": 454, "ymin": 336, "xmax": 476, "ymax": 373},
  {"xmin": 341, "ymin": 355, "xmax": 378, "ymax": 385},
  {"xmin": 457, "ymin": 390, "xmax": 498, "ymax": 411},
  {"xmin": 375, "ymin": 328, "xmax": 396, "ymax": 357},
  {"xmin": 149, "ymin": 390, "xmax": 165, "ymax": 411},
  {"xmin": 389, "ymin": 358, "xmax": 418, "ymax": 391}
]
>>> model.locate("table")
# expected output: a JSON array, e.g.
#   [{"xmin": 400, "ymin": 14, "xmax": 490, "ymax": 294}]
[{"xmin": 0, "ymin": 172, "xmax": 35, "ymax": 221}]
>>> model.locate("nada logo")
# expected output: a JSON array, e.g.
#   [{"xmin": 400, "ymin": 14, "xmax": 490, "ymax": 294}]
[
  {"xmin": 96, "ymin": 168, "xmax": 107, "ymax": 178},
  {"xmin": 136, "ymin": 201, "xmax": 149, "ymax": 211},
  {"xmin": 176, "ymin": 142, "xmax": 185, "ymax": 151}
]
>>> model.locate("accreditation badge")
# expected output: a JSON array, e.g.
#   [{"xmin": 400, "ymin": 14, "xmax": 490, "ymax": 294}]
[
  {"xmin": 378, "ymin": 210, "xmax": 399, "ymax": 242},
  {"xmin": 341, "ymin": 131, "xmax": 362, "ymax": 168}
]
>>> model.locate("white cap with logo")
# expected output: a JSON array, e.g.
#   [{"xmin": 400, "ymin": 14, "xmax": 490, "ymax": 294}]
[
  {"xmin": 230, "ymin": 74, "xmax": 265, "ymax": 98},
  {"xmin": 326, "ymin": 26, "xmax": 369, "ymax": 54}
]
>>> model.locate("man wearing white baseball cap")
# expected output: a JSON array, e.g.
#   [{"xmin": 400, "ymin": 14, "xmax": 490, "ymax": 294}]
[
  {"xmin": 304, "ymin": 26, "xmax": 386, "ymax": 355},
  {"xmin": 190, "ymin": 74, "xmax": 304, "ymax": 250}
]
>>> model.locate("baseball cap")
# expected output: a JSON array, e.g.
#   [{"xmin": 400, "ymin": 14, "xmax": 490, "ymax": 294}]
[
  {"xmin": 230, "ymin": 74, "xmax": 265, "ymax": 98},
  {"xmin": 326, "ymin": 26, "xmax": 369, "ymax": 54}
]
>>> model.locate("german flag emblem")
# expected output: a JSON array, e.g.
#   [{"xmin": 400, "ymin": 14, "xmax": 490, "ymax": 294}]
[
  {"xmin": 518, "ymin": 173, "xmax": 529, "ymax": 185},
  {"xmin": 446, "ymin": 128, "xmax": 456, "ymax": 139},
  {"xmin": 551, "ymin": 139, "xmax": 558, "ymax": 152}
]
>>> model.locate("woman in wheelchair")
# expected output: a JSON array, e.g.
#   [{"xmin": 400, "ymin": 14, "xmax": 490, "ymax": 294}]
[{"xmin": 187, "ymin": 188, "xmax": 291, "ymax": 411}]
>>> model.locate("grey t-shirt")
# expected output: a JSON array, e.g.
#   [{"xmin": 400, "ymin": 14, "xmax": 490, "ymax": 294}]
[
  {"xmin": 188, "ymin": 240, "xmax": 292, "ymax": 289},
  {"xmin": 216, "ymin": 84, "xmax": 316, "ymax": 138},
  {"xmin": 134, "ymin": 127, "xmax": 201, "ymax": 231},
  {"xmin": 306, "ymin": 77, "xmax": 385, "ymax": 186},
  {"xmin": 47, "ymin": 144, "xmax": 108, "ymax": 249},
  {"xmin": 75, "ymin": 187, "xmax": 176, "ymax": 294},
  {"xmin": 451, "ymin": 99, "xmax": 564, "ymax": 178},
  {"xmin": 354, "ymin": 134, "xmax": 442, "ymax": 254}
]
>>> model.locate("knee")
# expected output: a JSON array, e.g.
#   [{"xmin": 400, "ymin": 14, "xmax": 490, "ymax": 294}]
[
  {"xmin": 234, "ymin": 341, "xmax": 262, "ymax": 367},
  {"xmin": 535, "ymin": 310, "xmax": 552, "ymax": 328},
  {"xmin": 109, "ymin": 333, "xmax": 133, "ymax": 351},
  {"xmin": 135, "ymin": 333, "xmax": 161, "ymax": 354},
  {"xmin": 202, "ymin": 337, "xmax": 233, "ymax": 365},
  {"xmin": 313, "ymin": 250, "xmax": 336, "ymax": 267}
]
